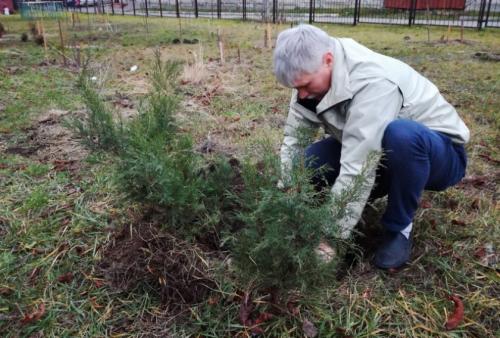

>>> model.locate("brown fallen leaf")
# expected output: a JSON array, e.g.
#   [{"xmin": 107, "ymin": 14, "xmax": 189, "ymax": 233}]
[
  {"xmin": 420, "ymin": 200, "xmax": 432, "ymax": 209},
  {"xmin": 287, "ymin": 301, "xmax": 300, "ymax": 316},
  {"xmin": 445, "ymin": 294, "xmax": 464, "ymax": 330},
  {"xmin": 207, "ymin": 295, "xmax": 219, "ymax": 305},
  {"xmin": 460, "ymin": 175, "xmax": 487, "ymax": 188},
  {"xmin": 303, "ymin": 319, "xmax": 318, "ymax": 338},
  {"xmin": 474, "ymin": 246, "xmax": 486, "ymax": 259},
  {"xmin": 57, "ymin": 272, "xmax": 74, "ymax": 283},
  {"xmin": 239, "ymin": 292, "xmax": 253, "ymax": 326},
  {"xmin": 451, "ymin": 219, "xmax": 466, "ymax": 226},
  {"xmin": 474, "ymin": 243, "xmax": 496, "ymax": 267},
  {"xmin": 93, "ymin": 279, "xmax": 106, "ymax": 288},
  {"xmin": 250, "ymin": 312, "xmax": 273, "ymax": 335},
  {"xmin": 90, "ymin": 297, "xmax": 103, "ymax": 309},
  {"xmin": 478, "ymin": 153, "xmax": 500, "ymax": 164},
  {"xmin": 254, "ymin": 312, "xmax": 272, "ymax": 324},
  {"xmin": 21, "ymin": 303, "xmax": 46, "ymax": 324},
  {"xmin": 335, "ymin": 327, "xmax": 354, "ymax": 338},
  {"xmin": 0, "ymin": 287, "xmax": 13, "ymax": 296},
  {"xmin": 52, "ymin": 159, "xmax": 78, "ymax": 172}
]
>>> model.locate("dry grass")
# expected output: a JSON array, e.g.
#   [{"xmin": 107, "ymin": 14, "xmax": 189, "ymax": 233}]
[
  {"xmin": 0, "ymin": 13, "xmax": 498, "ymax": 337},
  {"xmin": 180, "ymin": 45, "xmax": 211, "ymax": 85}
]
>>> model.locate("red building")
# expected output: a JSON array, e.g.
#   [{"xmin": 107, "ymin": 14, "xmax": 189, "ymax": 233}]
[
  {"xmin": 0, "ymin": 0, "xmax": 14, "ymax": 13},
  {"xmin": 384, "ymin": 0, "xmax": 466, "ymax": 10}
]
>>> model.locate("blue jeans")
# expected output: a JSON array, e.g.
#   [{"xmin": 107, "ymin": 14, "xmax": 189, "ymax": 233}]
[{"xmin": 305, "ymin": 119, "xmax": 467, "ymax": 232}]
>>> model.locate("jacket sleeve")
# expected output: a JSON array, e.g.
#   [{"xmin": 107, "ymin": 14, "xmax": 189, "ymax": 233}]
[
  {"xmin": 280, "ymin": 92, "xmax": 321, "ymax": 185},
  {"xmin": 331, "ymin": 79, "xmax": 403, "ymax": 238}
]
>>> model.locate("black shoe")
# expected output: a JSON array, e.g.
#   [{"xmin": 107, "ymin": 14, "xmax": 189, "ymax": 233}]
[{"xmin": 373, "ymin": 231, "xmax": 412, "ymax": 269}]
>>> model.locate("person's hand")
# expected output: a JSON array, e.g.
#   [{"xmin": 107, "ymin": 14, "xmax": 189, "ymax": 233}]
[{"xmin": 315, "ymin": 240, "xmax": 336, "ymax": 263}]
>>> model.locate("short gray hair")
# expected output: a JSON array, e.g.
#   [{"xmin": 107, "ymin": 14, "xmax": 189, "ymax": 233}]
[{"xmin": 273, "ymin": 24, "xmax": 333, "ymax": 88}]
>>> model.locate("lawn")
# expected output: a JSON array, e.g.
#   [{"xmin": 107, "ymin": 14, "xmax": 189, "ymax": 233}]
[{"xmin": 0, "ymin": 13, "xmax": 498, "ymax": 337}]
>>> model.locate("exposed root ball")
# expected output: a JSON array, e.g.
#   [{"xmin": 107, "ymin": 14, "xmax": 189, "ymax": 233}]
[{"xmin": 99, "ymin": 223, "xmax": 217, "ymax": 307}]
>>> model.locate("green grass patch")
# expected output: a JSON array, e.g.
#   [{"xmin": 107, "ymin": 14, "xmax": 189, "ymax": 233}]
[{"xmin": 0, "ymin": 13, "xmax": 498, "ymax": 338}]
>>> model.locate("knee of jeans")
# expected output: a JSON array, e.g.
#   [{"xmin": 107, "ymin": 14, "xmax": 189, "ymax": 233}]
[{"xmin": 382, "ymin": 119, "xmax": 425, "ymax": 151}]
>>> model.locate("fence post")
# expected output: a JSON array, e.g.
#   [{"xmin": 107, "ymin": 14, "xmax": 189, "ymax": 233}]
[
  {"xmin": 484, "ymin": 0, "xmax": 493, "ymax": 27},
  {"xmin": 175, "ymin": 0, "xmax": 180, "ymax": 17},
  {"xmin": 272, "ymin": 0, "xmax": 277, "ymax": 23},
  {"xmin": 353, "ymin": 0, "xmax": 359, "ymax": 25},
  {"xmin": 477, "ymin": 0, "xmax": 485, "ymax": 29},
  {"xmin": 309, "ymin": 0, "xmax": 314, "ymax": 23},
  {"xmin": 357, "ymin": 0, "xmax": 361, "ymax": 22},
  {"xmin": 408, "ymin": 0, "xmax": 416, "ymax": 26},
  {"xmin": 194, "ymin": 0, "xmax": 199, "ymax": 18},
  {"xmin": 132, "ymin": 0, "xmax": 136, "ymax": 15}
]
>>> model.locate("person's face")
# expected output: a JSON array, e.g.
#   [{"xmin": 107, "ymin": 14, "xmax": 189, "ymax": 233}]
[{"xmin": 293, "ymin": 52, "xmax": 333, "ymax": 100}]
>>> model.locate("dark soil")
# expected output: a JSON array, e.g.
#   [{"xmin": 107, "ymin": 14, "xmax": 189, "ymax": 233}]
[
  {"xmin": 98, "ymin": 222, "xmax": 218, "ymax": 309},
  {"xmin": 96, "ymin": 153, "xmax": 245, "ymax": 310},
  {"xmin": 4, "ymin": 109, "xmax": 88, "ymax": 174}
]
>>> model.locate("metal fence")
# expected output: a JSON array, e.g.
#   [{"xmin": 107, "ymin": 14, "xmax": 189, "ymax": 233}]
[{"xmin": 62, "ymin": 0, "xmax": 499, "ymax": 28}]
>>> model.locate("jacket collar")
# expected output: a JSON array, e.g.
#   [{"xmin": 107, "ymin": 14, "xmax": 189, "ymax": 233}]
[{"xmin": 316, "ymin": 38, "xmax": 353, "ymax": 114}]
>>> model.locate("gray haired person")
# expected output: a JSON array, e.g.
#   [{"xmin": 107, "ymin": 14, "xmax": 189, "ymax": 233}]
[{"xmin": 273, "ymin": 25, "xmax": 469, "ymax": 269}]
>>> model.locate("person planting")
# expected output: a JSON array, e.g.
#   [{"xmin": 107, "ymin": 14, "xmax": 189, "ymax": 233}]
[{"xmin": 273, "ymin": 24, "xmax": 469, "ymax": 269}]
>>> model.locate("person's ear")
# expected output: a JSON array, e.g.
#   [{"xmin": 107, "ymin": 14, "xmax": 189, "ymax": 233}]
[{"xmin": 323, "ymin": 52, "xmax": 334, "ymax": 68}]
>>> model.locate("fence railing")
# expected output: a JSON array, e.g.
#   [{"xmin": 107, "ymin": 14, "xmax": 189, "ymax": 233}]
[{"xmin": 61, "ymin": 0, "xmax": 499, "ymax": 28}]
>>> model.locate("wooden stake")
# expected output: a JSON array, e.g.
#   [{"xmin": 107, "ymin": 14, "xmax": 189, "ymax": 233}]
[
  {"xmin": 75, "ymin": 44, "xmax": 81, "ymax": 68},
  {"xmin": 237, "ymin": 46, "xmax": 241, "ymax": 64},
  {"xmin": 266, "ymin": 23, "xmax": 272, "ymax": 49},
  {"xmin": 264, "ymin": 26, "xmax": 268, "ymax": 48},
  {"xmin": 71, "ymin": 12, "xmax": 75, "ymax": 29},
  {"xmin": 58, "ymin": 19, "xmax": 67, "ymax": 66},
  {"xmin": 217, "ymin": 29, "xmax": 224, "ymax": 65},
  {"xmin": 40, "ymin": 19, "xmax": 48, "ymax": 60},
  {"xmin": 460, "ymin": 20, "xmax": 464, "ymax": 43},
  {"xmin": 447, "ymin": 24, "xmax": 451, "ymax": 43},
  {"xmin": 178, "ymin": 18, "xmax": 182, "ymax": 42}
]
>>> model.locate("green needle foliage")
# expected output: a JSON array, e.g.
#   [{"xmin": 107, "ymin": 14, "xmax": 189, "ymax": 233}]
[
  {"xmin": 72, "ymin": 51, "xmax": 234, "ymax": 239},
  {"xmin": 116, "ymin": 56, "xmax": 234, "ymax": 238},
  {"xmin": 230, "ymin": 143, "xmax": 339, "ymax": 297},
  {"xmin": 71, "ymin": 51, "xmax": 366, "ymax": 298},
  {"xmin": 68, "ymin": 74, "xmax": 124, "ymax": 152}
]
